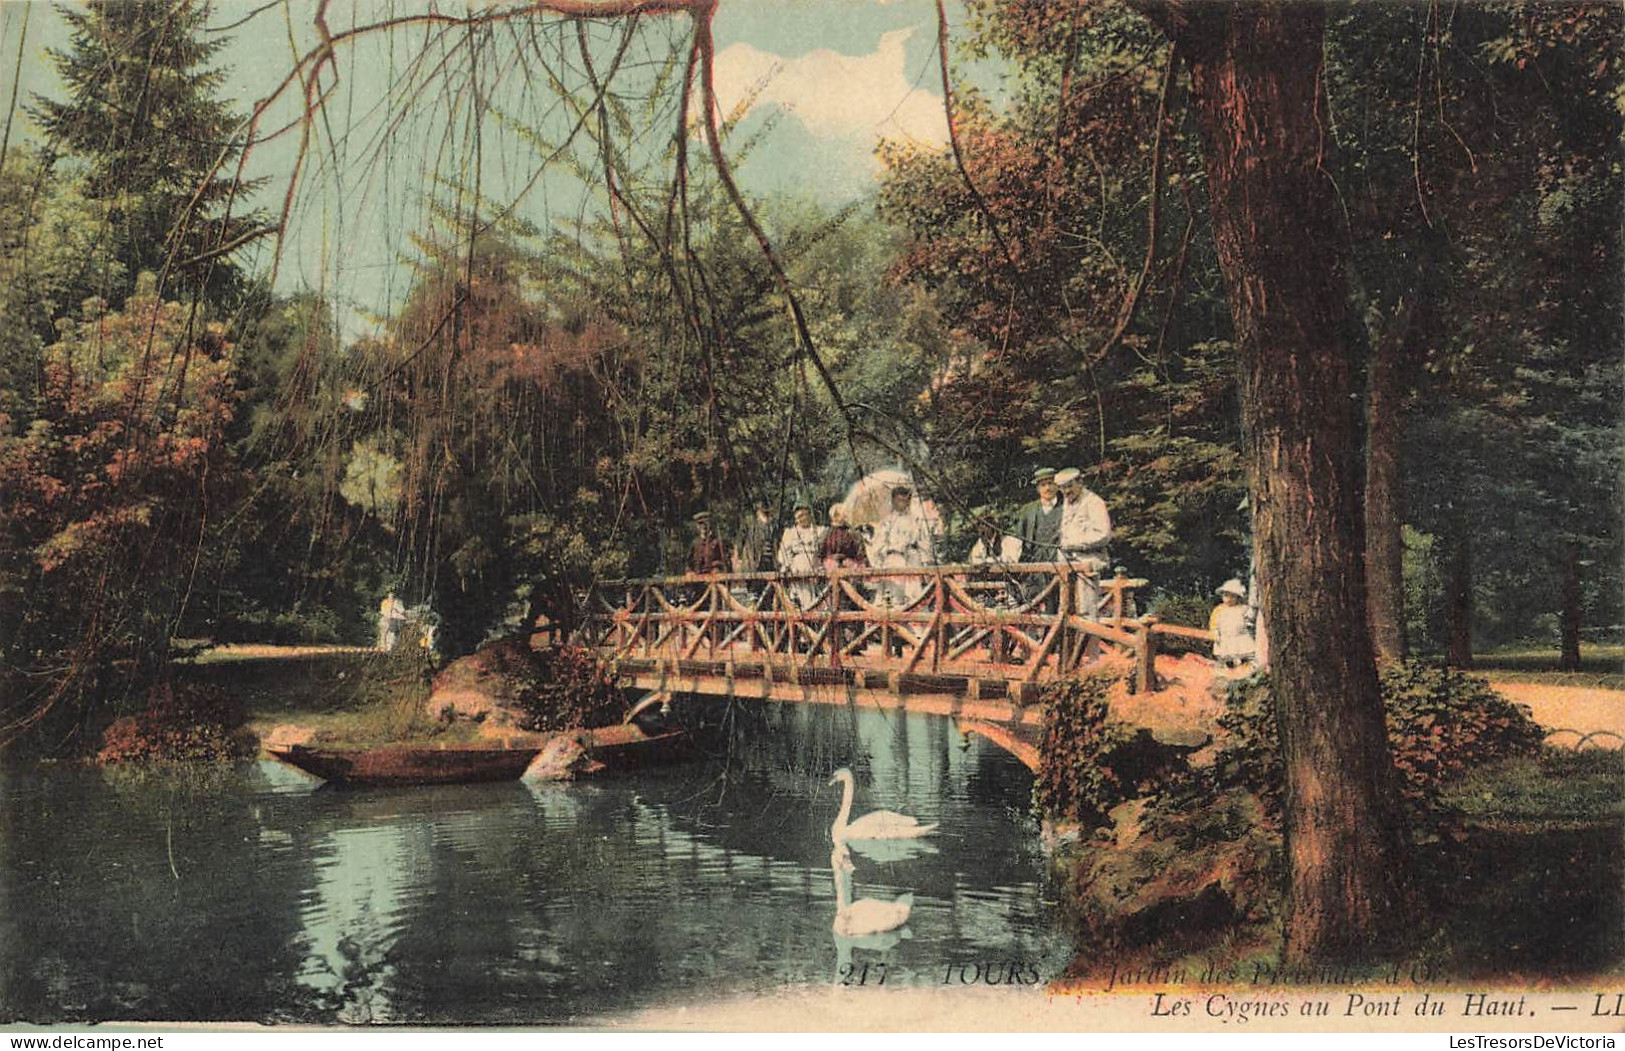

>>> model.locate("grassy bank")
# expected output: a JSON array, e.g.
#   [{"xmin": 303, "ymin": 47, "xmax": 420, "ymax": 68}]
[
  {"xmin": 1418, "ymin": 749, "xmax": 1625, "ymax": 977},
  {"xmin": 177, "ymin": 645, "xmax": 480, "ymax": 748},
  {"xmin": 1053, "ymin": 745, "xmax": 1624, "ymax": 986},
  {"xmin": 1472, "ymin": 642, "xmax": 1625, "ymax": 689}
]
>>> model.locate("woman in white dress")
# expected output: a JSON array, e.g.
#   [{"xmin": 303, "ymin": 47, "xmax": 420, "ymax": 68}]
[
  {"xmin": 870, "ymin": 485, "xmax": 936, "ymax": 609},
  {"xmin": 776, "ymin": 504, "xmax": 826, "ymax": 611}
]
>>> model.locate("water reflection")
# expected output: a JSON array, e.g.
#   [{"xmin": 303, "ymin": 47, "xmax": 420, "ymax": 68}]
[
  {"xmin": 830, "ymin": 843, "xmax": 913, "ymax": 937},
  {"xmin": 831, "ymin": 843, "xmax": 914, "ymax": 987},
  {"xmin": 1, "ymin": 704, "xmax": 1070, "ymax": 1024}
]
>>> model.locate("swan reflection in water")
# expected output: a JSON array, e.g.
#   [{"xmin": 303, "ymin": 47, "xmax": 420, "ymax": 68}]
[
  {"xmin": 830, "ymin": 843, "xmax": 912, "ymax": 937},
  {"xmin": 828, "ymin": 768, "xmax": 937, "ymax": 851},
  {"xmin": 829, "ymin": 841, "xmax": 913, "ymax": 984}
]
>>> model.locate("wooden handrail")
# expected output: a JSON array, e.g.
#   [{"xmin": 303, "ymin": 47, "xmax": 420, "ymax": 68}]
[
  {"xmin": 591, "ymin": 565, "xmax": 1149, "ymax": 587},
  {"xmin": 1149, "ymin": 622, "xmax": 1217, "ymax": 642},
  {"xmin": 570, "ymin": 565, "xmax": 1161, "ymax": 693}
]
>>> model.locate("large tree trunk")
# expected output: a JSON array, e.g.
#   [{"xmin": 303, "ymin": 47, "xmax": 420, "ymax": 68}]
[
  {"xmin": 1357, "ymin": 233, "xmax": 1442, "ymax": 666},
  {"xmin": 1444, "ymin": 530, "xmax": 1474, "ymax": 669},
  {"xmin": 1364, "ymin": 330, "xmax": 1408, "ymax": 661},
  {"xmin": 1161, "ymin": 1, "xmax": 1412, "ymax": 962},
  {"xmin": 1560, "ymin": 541, "xmax": 1582, "ymax": 672}
]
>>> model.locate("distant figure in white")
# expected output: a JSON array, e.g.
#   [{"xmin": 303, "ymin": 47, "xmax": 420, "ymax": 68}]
[
  {"xmin": 1209, "ymin": 578, "xmax": 1257, "ymax": 671},
  {"xmin": 829, "ymin": 843, "xmax": 912, "ymax": 938},
  {"xmin": 869, "ymin": 484, "xmax": 937, "ymax": 609},
  {"xmin": 377, "ymin": 591, "xmax": 408, "ymax": 651},
  {"xmin": 828, "ymin": 767, "xmax": 937, "ymax": 843},
  {"xmin": 776, "ymin": 503, "xmax": 826, "ymax": 612}
]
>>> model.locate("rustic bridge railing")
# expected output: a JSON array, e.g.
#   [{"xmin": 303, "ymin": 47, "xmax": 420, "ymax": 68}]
[{"xmin": 572, "ymin": 564, "xmax": 1176, "ymax": 712}]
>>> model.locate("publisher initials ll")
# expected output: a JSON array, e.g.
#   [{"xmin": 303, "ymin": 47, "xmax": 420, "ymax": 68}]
[{"xmin": 1593, "ymin": 993, "xmax": 1625, "ymax": 1017}]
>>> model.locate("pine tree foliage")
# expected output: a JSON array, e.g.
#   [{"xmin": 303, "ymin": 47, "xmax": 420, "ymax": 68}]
[{"xmin": 31, "ymin": 0, "xmax": 267, "ymax": 306}]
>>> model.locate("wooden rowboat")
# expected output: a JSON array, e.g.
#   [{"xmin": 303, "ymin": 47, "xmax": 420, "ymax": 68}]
[
  {"xmin": 267, "ymin": 724, "xmax": 691, "ymax": 787},
  {"xmin": 266, "ymin": 742, "xmax": 543, "ymax": 786}
]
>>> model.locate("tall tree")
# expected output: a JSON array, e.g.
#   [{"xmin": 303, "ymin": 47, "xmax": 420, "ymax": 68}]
[
  {"xmin": 32, "ymin": 0, "xmax": 267, "ymax": 307},
  {"xmin": 1331, "ymin": 2, "xmax": 1624, "ymax": 667},
  {"xmin": 1134, "ymin": 0, "xmax": 1412, "ymax": 961},
  {"xmin": 0, "ymin": 276, "xmax": 239, "ymax": 747},
  {"xmin": 878, "ymin": 3, "xmax": 1249, "ymax": 590},
  {"xmin": 0, "ymin": 147, "xmax": 109, "ymax": 426},
  {"xmin": 1323, "ymin": 3, "xmax": 1451, "ymax": 663}
]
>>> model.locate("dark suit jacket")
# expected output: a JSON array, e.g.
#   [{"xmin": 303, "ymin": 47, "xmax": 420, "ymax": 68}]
[
  {"xmin": 688, "ymin": 536, "xmax": 729, "ymax": 574},
  {"xmin": 1015, "ymin": 499, "xmax": 1063, "ymax": 562}
]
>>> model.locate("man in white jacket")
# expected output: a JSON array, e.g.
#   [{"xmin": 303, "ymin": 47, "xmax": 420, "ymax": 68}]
[{"xmin": 1055, "ymin": 467, "xmax": 1112, "ymax": 620}]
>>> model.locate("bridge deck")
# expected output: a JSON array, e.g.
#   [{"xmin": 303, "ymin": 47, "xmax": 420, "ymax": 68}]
[{"xmin": 616, "ymin": 655, "xmax": 1044, "ymax": 727}]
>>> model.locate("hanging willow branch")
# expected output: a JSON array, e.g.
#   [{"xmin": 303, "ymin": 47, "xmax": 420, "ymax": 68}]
[
  {"xmin": 690, "ymin": 0, "xmax": 863, "ymax": 451},
  {"xmin": 1088, "ymin": 39, "xmax": 1178, "ymax": 367},
  {"xmin": 933, "ymin": 1, "xmax": 1177, "ymax": 375},
  {"xmin": 934, "ymin": 0, "xmax": 1018, "ymax": 275}
]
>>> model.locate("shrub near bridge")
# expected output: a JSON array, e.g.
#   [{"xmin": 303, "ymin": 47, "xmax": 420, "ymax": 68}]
[
  {"xmin": 514, "ymin": 645, "xmax": 625, "ymax": 733},
  {"xmin": 1218, "ymin": 661, "xmax": 1545, "ymax": 813},
  {"xmin": 1042, "ymin": 660, "xmax": 1547, "ymax": 955},
  {"xmin": 428, "ymin": 638, "xmax": 624, "ymax": 734},
  {"xmin": 1035, "ymin": 671, "xmax": 1158, "ymax": 827}
]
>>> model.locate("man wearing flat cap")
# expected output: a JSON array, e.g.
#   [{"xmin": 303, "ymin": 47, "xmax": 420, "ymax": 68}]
[
  {"xmin": 1016, "ymin": 467, "xmax": 1064, "ymax": 566},
  {"xmin": 687, "ymin": 511, "xmax": 729, "ymax": 575}
]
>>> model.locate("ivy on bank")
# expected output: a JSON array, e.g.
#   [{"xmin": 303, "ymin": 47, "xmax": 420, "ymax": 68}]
[{"xmin": 1036, "ymin": 660, "xmax": 1548, "ymax": 951}]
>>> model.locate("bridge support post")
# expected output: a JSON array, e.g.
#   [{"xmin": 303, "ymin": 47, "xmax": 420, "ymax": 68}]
[
  {"xmin": 1136, "ymin": 617, "xmax": 1159, "ymax": 694},
  {"xmin": 1058, "ymin": 563, "xmax": 1075, "ymax": 673}
]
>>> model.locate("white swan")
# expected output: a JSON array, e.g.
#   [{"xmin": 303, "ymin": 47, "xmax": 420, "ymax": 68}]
[
  {"xmin": 830, "ymin": 844, "xmax": 912, "ymax": 937},
  {"xmin": 828, "ymin": 768, "xmax": 937, "ymax": 843}
]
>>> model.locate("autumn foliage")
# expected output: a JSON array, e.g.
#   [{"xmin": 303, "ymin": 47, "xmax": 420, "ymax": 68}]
[
  {"xmin": 97, "ymin": 681, "xmax": 250, "ymax": 763},
  {"xmin": 0, "ymin": 276, "xmax": 238, "ymax": 743}
]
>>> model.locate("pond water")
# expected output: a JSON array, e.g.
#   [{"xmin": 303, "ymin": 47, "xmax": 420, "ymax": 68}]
[{"xmin": 0, "ymin": 704, "xmax": 1072, "ymax": 1025}]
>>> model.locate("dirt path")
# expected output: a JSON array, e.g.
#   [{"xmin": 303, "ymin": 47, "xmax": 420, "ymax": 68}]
[
  {"xmin": 189, "ymin": 643, "xmax": 374, "ymax": 661},
  {"xmin": 1490, "ymin": 681, "xmax": 1625, "ymax": 745}
]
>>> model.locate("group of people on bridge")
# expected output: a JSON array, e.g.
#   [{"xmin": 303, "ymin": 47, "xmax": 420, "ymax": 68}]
[
  {"xmin": 683, "ymin": 466, "xmax": 1115, "ymax": 618},
  {"xmin": 678, "ymin": 464, "xmax": 1260, "ymax": 668}
]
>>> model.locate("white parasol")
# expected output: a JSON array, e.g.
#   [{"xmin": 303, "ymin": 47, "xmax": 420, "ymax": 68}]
[{"xmin": 840, "ymin": 468, "xmax": 915, "ymax": 527}]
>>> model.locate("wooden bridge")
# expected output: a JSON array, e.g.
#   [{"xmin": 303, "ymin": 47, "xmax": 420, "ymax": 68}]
[{"xmin": 572, "ymin": 564, "xmax": 1206, "ymax": 737}]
